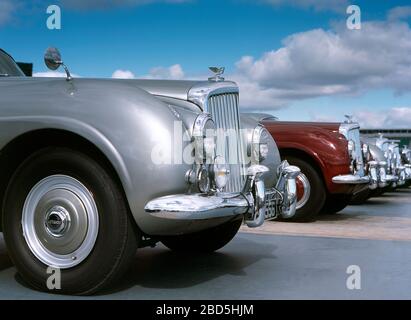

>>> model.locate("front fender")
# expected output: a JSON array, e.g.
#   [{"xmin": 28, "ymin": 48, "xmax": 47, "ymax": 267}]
[
  {"xmin": 240, "ymin": 114, "xmax": 281, "ymax": 188},
  {"xmin": 0, "ymin": 77, "xmax": 196, "ymax": 235}
]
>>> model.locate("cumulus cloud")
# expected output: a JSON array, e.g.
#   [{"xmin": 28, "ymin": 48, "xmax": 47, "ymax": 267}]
[
  {"xmin": 0, "ymin": 0, "xmax": 15, "ymax": 26},
  {"xmin": 354, "ymin": 107, "xmax": 411, "ymax": 129},
  {"xmin": 387, "ymin": 6, "xmax": 411, "ymax": 21},
  {"xmin": 145, "ymin": 64, "xmax": 185, "ymax": 80},
  {"xmin": 233, "ymin": 20, "xmax": 411, "ymax": 109},
  {"xmin": 112, "ymin": 69, "xmax": 136, "ymax": 79},
  {"xmin": 58, "ymin": 0, "xmax": 189, "ymax": 10},
  {"xmin": 260, "ymin": 0, "xmax": 348, "ymax": 12},
  {"xmin": 111, "ymin": 64, "xmax": 184, "ymax": 80}
]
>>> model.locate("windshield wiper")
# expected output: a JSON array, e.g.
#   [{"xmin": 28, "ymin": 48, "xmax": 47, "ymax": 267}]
[{"xmin": 0, "ymin": 73, "xmax": 9, "ymax": 77}]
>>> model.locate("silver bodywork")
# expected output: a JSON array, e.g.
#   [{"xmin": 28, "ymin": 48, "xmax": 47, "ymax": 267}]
[{"xmin": 0, "ymin": 51, "xmax": 299, "ymax": 236}]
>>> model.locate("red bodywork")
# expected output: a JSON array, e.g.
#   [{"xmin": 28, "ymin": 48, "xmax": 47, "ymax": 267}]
[{"xmin": 262, "ymin": 120, "xmax": 353, "ymax": 194}]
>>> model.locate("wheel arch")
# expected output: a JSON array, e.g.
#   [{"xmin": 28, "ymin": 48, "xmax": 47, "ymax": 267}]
[
  {"xmin": 0, "ymin": 129, "xmax": 131, "ymax": 232},
  {"xmin": 279, "ymin": 147, "xmax": 327, "ymax": 188}
]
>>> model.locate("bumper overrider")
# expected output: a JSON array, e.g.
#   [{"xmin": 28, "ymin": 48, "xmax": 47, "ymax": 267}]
[{"xmin": 145, "ymin": 161, "xmax": 300, "ymax": 228}]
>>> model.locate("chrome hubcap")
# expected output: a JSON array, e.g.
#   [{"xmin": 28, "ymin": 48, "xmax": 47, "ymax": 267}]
[
  {"xmin": 296, "ymin": 173, "xmax": 311, "ymax": 210},
  {"xmin": 45, "ymin": 206, "xmax": 71, "ymax": 237},
  {"xmin": 22, "ymin": 175, "xmax": 99, "ymax": 269}
]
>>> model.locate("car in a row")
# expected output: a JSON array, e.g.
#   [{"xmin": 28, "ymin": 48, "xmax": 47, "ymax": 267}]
[{"xmin": 0, "ymin": 48, "xmax": 409, "ymax": 295}]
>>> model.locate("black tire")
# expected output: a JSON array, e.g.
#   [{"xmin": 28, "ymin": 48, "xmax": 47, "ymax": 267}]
[
  {"xmin": 281, "ymin": 156, "xmax": 326, "ymax": 222},
  {"xmin": 350, "ymin": 189, "xmax": 371, "ymax": 205},
  {"xmin": 321, "ymin": 194, "xmax": 352, "ymax": 214},
  {"xmin": 161, "ymin": 218, "xmax": 242, "ymax": 253},
  {"xmin": 2, "ymin": 147, "xmax": 138, "ymax": 295},
  {"xmin": 400, "ymin": 181, "xmax": 411, "ymax": 189},
  {"xmin": 370, "ymin": 188, "xmax": 385, "ymax": 197}
]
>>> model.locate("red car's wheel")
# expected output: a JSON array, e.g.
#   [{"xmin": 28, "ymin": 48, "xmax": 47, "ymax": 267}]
[{"xmin": 280, "ymin": 156, "xmax": 326, "ymax": 222}]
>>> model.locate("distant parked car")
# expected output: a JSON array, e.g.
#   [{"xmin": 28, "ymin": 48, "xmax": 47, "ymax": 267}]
[
  {"xmin": 244, "ymin": 114, "xmax": 380, "ymax": 221},
  {"xmin": 0, "ymin": 48, "xmax": 301, "ymax": 294},
  {"xmin": 402, "ymin": 146, "xmax": 411, "ymax": 187}
]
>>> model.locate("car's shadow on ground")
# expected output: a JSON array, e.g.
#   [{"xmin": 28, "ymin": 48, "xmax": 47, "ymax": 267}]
[
  {"xmin": 0, "ymin": 252, "xmax": 12, "ymax": 272},
  {"xmin": 0, "ymin": 236, "xmax": 12, "ymax": 272},
  {"xmin": 100, "ymin": 236, "xmax": 278, "ymax": 295}
]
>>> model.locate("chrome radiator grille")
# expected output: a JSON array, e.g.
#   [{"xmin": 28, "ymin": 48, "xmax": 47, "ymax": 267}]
[
  {"xmin": 341, "ymin": 125, "xmax": 365, "ymax": 176},
  {"xmin": 208, "ymin": 93, "xmax": 246, "ymax": 192}
]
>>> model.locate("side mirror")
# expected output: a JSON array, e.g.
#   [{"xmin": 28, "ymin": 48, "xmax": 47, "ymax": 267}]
[{"xmin": 44, "ymin": 47, "xmax": 72, "ymax": 81}]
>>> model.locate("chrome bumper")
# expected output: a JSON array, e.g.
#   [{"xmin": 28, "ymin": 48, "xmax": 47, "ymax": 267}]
[
  {"xmin": 332, "ymin": 174, "xmax": 370, "ymax": 184},
  {"xmin": 145, "ymin": 161, "xmax": 300, "ymax": 228}
]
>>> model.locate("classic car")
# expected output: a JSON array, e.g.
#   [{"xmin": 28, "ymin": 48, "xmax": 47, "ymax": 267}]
[
  {"xmin": 0, "ymin": 48, "xmax": 300, "ymax": 295},
  {"xmin": 244, "ymin": 114, "xmax": 377, "ymax": 221},
  {"xmin": 402, "ymin": 146, "xmax": 411, "ymax": 187},
  {"xmin": 371, "ymin": 135, "xmax": 408, "ymax": 187},
  {"xmin": 350, "ymin": 140, "xmax": 399, "ymax": 203}
]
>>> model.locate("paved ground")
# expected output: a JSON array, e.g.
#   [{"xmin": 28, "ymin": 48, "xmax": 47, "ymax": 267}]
[{"xmin": 0, "ymin": 188, "xmax": 410, "ymax": 299}]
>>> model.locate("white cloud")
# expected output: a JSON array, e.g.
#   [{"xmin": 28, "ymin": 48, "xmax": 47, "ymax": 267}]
[
  {"xmin": 387, "ymin": 6, "xmax": 411, "ymax": 21},
  {"xmin": 233, "ymin": 21, "xmax": 411, "ymax": 109},
  {"xmin": 353, "ymin": 107, "xmax": 411, "ymax": 129},
  {"xmin": 145, "ymin": 64, "xmax": 185, "ymax": 80},
  {"xmin": 111, "ymin": 64, "xmax": 184, "ymax": 80},
  {"xmin": 0, "ymin": 0, "xmax": 15, "ymax": 25},
  {"xmin": 261, "ymin": 0, "xmax": 348, "ymax": 12},
  {"xmin": 111, "ymin": 69, "xmax": 135, "ymax": 79}
]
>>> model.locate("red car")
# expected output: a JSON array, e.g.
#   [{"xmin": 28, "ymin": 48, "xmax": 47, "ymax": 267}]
[{"xmin": 245, "ymin": 114, "xmax": 374, "ymax": 221}]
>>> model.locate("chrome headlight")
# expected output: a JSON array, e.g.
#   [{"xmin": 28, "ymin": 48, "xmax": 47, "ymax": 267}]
[
  {"xmin": 248, "ymin": 125, "xmax": 270, "ymax": 164},
  {"xmin": 193, "ymin": 113, "xmax": 216, "ymax": 163}
]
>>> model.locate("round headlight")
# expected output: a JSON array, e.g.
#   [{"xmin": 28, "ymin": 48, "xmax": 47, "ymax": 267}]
[
  {"xmin": 250, "ymin": 125, "xmax": 270, "ymax": 163},
  {"xmin": 212, "ymin": 155, "xmax": 230, "ymax": 191},
  {"xmin": 193, "ymin": 113, "xmax": 216, "ymax": 163}
]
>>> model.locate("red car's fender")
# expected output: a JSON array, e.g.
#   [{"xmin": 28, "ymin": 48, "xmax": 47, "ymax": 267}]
[{"xmin": 262, "ymin": 120, "xmax": 352, "ymax": 194}]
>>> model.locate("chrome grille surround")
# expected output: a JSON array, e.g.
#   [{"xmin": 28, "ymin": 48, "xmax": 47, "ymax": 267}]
[
  {"xmin": 188, "ymin": 82, "xmax": 246, "ymax": 192},
  {"xmin": 339, "ymin": 122, "xmax": 365, "ymax": 176}
]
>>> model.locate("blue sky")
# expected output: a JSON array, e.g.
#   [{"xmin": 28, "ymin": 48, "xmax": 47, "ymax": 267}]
[{"xmin": 1, "ymin": 0, "xmax": 411, "ymax": 128}]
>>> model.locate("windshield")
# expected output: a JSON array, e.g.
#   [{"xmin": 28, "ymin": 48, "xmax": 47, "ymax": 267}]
[{"xmin": 0, "ymin": 50, "xmax": 24, "ymax": 77}]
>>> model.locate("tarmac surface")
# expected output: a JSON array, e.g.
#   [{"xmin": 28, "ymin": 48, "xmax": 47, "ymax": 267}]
[{"xmin": 0, "ymin": 188, "xmax": 410, "ymax": 299}]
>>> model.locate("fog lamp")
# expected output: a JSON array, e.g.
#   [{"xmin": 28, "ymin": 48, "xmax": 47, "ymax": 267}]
[
  {"xmin": 197, "ymin": 168, "xmax": 210, "ymax": 193},
  {"xmin": 212, "ymin": 156, "xmax": 230, "ymax": 191}
]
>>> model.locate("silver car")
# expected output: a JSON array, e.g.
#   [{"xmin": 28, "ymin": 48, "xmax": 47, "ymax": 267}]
[{"xmin": 0, "ymin": 48, "xmax": 300, "ymax": 295}]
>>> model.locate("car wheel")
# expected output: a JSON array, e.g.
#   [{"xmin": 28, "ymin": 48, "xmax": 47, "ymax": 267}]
[
  {"xmin": 350, "ymin": 189, "xmax": 371, "ymax": 205},
  {"xmin": 321, "ymin": 194, "xmax": 352, "ymax": 214},
  {"xmin": 370, "ymin": 188, "xmax": 385, "ymax": 197},
  {"xmin": 2, "ymin": 147, "xmax": 138, "ymax": 295},
  {"xmin": 161, "ymin": 218, "xmax": 242, "ymax": 253},
  {"xmin": 280, "ymin": 156, "xmax": 326, "ymax": 222}
]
